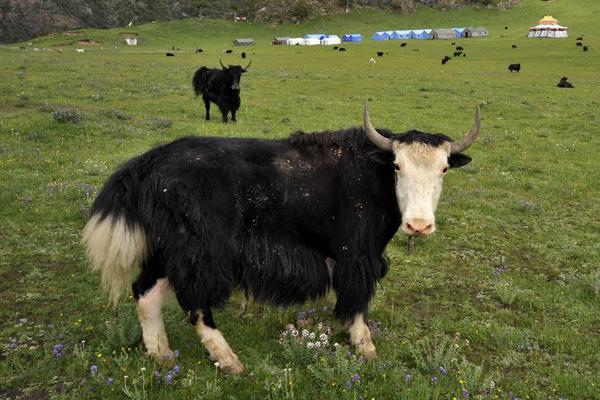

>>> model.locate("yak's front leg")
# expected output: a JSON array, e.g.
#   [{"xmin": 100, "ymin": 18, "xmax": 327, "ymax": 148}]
[
  {"xmin": 347, "ymin": 313, "xmax": 377, "ymax": 360},
  {"xmin": 195, "ymin": 310, "xmax": 244, "ymax": 375}
]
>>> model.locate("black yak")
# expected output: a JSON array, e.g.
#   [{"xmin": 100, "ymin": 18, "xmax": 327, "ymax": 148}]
[
  {"xmin": 576, "ymin": 42, "xmax": 583, "ymax": 47},
  {"xmin": 83, "ymin": 102, "xmax": 481, "ymax": 375},
  {"xmin": 192, "ymin": 60, "xmax": 251, "ymax": 123},
  {"xmin": 241, "ymin": 51, "xmax": 246, "ymax": 59},
  {"xmin": 512, "ymin": 44, "xmax": 517, "ymax": 48},
  {"xmin": 224, "ymin": 49, "xmax": 233, "ymax": 54},
  {"xmin": 454, "ymin": 51, "xmax": 462, "ymax": 57},
  {"xmin": 508, "ymin": 63, "xmax": 521, "ymax": 73},
  {"xmin": 339, "ymin": 47, "xmax": 347, "ymax": 52},
  {"xmin": 195, "ymin": 48, "xmax": 204, "ymax": 53},
  {"xmin": 377, "ymin": 51, "xmax": 384, "ymax": 57},
  {"xmin": 583, "ymin": 46, "xmax": 588, "ymax": 52},
  {"xmin": 166, "ymin": 52, "xmax": 175, "ymax": 57},
  {"xmin": 557, "ymin": 77, "xmax": 574, "ymax": 88},
  {"xmin": 456, "ymin": 46, "xmax": 464, "ymax": 51},
  {"xmin": 400, "ymin": 42, "xmax": 407, "ymax": 47}
]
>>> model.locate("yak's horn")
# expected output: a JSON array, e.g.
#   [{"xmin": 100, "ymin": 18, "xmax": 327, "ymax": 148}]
[
  {"xmin": 364, "ymin": 100, "xmax": 393, "ymax": 152},
  {"xmin": 450, "ymin": 105, "xmax": 481, "ymax": 154},
  {"xmin": 219, "ymin": 59, "xmax": 226, "ymax": 69},
  {"xmin": 243, "ymin": 60, "xmax": 252, "ymax": 70}
]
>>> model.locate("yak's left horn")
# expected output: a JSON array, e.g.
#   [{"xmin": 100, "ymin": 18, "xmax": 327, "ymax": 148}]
[
  {"xmin": 364, "ymin": 100, "xmax": 393, "ymax": 152},
  {"xmin": 243, "ymin": 60, "xmax": 252, "ymax": 70},
  {"xmin": 450, "ymin": 105, "xmax": 481, "ymax": 154},
  {"xmin": 219, "ymin": 59, "xmax": 227, "ymax": 69}
]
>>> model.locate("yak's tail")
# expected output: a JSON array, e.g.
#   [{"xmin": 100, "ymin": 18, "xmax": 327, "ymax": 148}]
[
  {"xmin": 192, "ymin": 66, "xmax": 209, "ymax": 96},
  {"xmin": 81, "ymin": 165, "xmax": 148, "ymax": 306}
]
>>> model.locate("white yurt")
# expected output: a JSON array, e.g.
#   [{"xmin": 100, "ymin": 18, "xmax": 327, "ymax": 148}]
[
  {"xmin": 302, "ymin": 38, "xmax": 321, "ymax": 46},
  {"xmin": 528, "ymin": 16, "xmax": 568, "ymax": 38},
  {"xmin": 320, "ymin": 35, "xmax": 341, "ymax": 45},
  {"xmin": 287, "ymin": 37, "xmax": 304, "ymax": 45}
]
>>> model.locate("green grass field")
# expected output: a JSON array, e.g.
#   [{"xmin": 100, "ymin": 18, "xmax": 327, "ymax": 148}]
[{"xmin": 1, "ymin": 0, "xmax": 600, "ymax": 398}]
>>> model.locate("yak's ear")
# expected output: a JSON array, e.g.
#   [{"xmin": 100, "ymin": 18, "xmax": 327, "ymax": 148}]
[
  {"xmin": 241, "ymin": 69, "xmax": 248, "ymax": 73},
  {"xmin": 448, "ymin": 153, "xmax": 472, "ymax": 168}
]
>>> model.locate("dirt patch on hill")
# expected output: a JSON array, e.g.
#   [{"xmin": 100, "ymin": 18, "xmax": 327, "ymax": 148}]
[{"xmin": 76, "ymin": 39, "xmax": 101, "ymax": 45}]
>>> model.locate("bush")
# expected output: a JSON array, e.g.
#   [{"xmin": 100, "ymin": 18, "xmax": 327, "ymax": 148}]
[{"xmin": 52, "ymin": 109, "xmax": 82, "ymax": 124}]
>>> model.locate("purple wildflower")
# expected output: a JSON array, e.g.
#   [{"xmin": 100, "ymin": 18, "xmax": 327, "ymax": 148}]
[
  {"xmin": 321, "ymin": 306, "xmax": 330, "ymax": 313},
  {"xmin": 107, "ymin": 378, "xmax": 114, "ymax": 385},
  {"xmin": 154, "ymin": 371, "xmax": 161, "ymax": 378},
  {"xmin": 404, "ymin": 374, "xmax": 412, "ymax": 382},
  {"xmin": 174, "ymin": 349, "xmax": 180, "ymax": 358},
  {"xmin": 431, "ymin": 375, "xmax": 438, "ymax": 384},
  {"xmin": 90, "ymin": 365, "xmax": 98, "ymax": 375},
  {"xmin": 52, "ymin": 343, "xmax": 64, "ymax": 358},
  {"xmin": 165, "ymin": 373, "xmax": 174, "ymax": 384},
  {"xmin": 173, "ymin": 364, "xmax": 181, "ymax": 375},
  {"xmin": 439, "ymin": 366, "xmax": 447, "ymax": 375},
  {"xmin": 494, "ymin": 266, "xmax": 506, "ymax": 275},
  {"xmin": 307, "ymin": 308, "xmax": 316, "ymax": 316},
  {"xmin": 297, "ymin": 311, "xmax": 306, "ymax": 320},
  {"xmin": 462, "ymin": 389, "xmax": 470, "ymax": 398},
  {"xmin": 351, "ymin": 373, "xmax": 360, "ymax": 382},
  {"xmin": 345, "ymin": 381, "xmax": 353, "ymax": 390}
]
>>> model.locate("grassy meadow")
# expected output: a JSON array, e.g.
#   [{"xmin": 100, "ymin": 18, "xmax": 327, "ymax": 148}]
[{"xmin": 1, "ymin": 0, "xmax": 600, "ymax": 398}]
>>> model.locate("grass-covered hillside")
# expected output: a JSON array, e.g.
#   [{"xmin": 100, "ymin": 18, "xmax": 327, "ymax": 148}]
[{"xmin": 1, "ymin": 0, "xmax": 599, "ymax": 398}]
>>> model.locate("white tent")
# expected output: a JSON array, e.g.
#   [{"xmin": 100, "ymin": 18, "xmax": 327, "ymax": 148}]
[
  {"xmin": 320, "ymin": 35, "xmax": 341, "ymax": 45},
  {"xmin": 287, "ymin": 37, "xmax": 304, "ymax": 45},
  {"xmin": 302, "ymin": 38, "xmax": 321, "ymax": 46},
  {"xmin": 528, "ymin": 24, "xmax": 568, "ymax": 38},
  {"xmin": 125, "ymin": 38, "xmax": 137, "ymax": 45}
]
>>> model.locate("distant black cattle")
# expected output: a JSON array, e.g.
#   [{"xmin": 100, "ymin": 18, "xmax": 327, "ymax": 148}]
[
  {"xmin": 453, "ymin": 51, "xmax": 462, "ymax": 57},
  {"xmin": 576, "ymin": 42, "xmax": 582, "ymax": 47},
  {"xmin": 456, "ymin": 46, "xmax": 464, "ymax": 51},
  {"xmin": 441, "ymin": 56, "xmax": 450, "ymax": 65},
  {"xmin": 333, "ymin": 46, "xmax": 338, "ymax": 50},
  {"xmin": 463, "ymin": 53, "xmax": 466, "ymax": 57},
  {"xmin": 377, "ymin": 51, "xmax": 384, "ymax": 57},
  {"xmin": 451, "ymin": 42, "xmax": 456, "ymax": 45},
  {"xmin": 576, "ymin": 36, "xmax": 583, "ymax": 41},
  {"xmin": 192, "ymin": 60, "xmax": 251, "ymax": 123},
  {"xmin": 339, "ymin": 47, "xmax": 347, "ymax": 52},
  {"xmin": 557, "ymin": 77, "xmax": 574, "ymax": 88},
  {"xmin": 224, "ymin": 49, "xmax": 233, "ymax": 54},
  {"xmin": 400, "ymin": 43, "xmax": 407, "ymax": 47},
  {"xmin": 195, "ymin": 48, "xmax": 204, "ymax": 53},
  {"xmin": 166, "ymin": 52, "xmax": 175, "ymax": 57},
  {"xmin": 583, "ymin": 46, "xmax": 588, "ymax": 52},
  {"xmin": 512, "ymin": 44, "xmax": 517, "ymax": 48},
  {"xmin": 508, "ymin": 63, "xmax": 521, "ymax": 73},
  {"xmin": 241, "ymin": 52, "xmax": 246, "ymax": 59},
  {"xmin": 505, "ymin": 26, "xmax": 508, "ymax": 29}
]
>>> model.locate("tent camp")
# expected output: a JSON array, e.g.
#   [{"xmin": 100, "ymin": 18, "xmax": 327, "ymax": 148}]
[
  {"xmin": 463, "ymin": 27, "xmax": 488, "ymax": 38},
  {"xmin": 321, "ymin": 35, "xmax": 341, "ymax": 45},
  {"xmin": 233, "ymin": 38, "xmax": 255, "ymax": 46},
  {"xmin": 431, "ymin": 29, "xmax": 456, "ymax": 40},
  {"xmin": 412, "ymin": 29, "xmax": 432, "ymax": 39},
  {"xmin": 390, "ymin": 30, "xmax": 413, "ymax": 40},
  {"xmin": 304, "ymin": 34, "xmax": 327, "ymax": 40},
  {"xmin": 287, "ymin": 37, "xmax": 304, "ymax": 45},
  {"xmin": 453, "ymin": 27, "xmax": 466, "ymax": 38},
  {"xmin": 342, "ymin": 34, "xmax": 362, "ymax": 42},
  {"xmin": 527, "ymin": 16, "xmax": 568, "ymax": 38},
  {"xmin": 120, "ymin": 32, "xmax": 138, "ymax": 46},
  {"xmin": 372, "ymin": 31, "xmax": 391, "ymax": 41},
  {"xmin": 272, "ymin": 36, "xmax": 290, "ymax": 45},
  {"xmin": 302, "ymin": 38, "xmax": 321, "ymax": 45}
]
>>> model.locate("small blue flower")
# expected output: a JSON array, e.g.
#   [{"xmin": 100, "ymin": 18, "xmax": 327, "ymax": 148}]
[
  {"xmin": 345, "ymin": 381, "xmax": 353, "ymax": 389},
  {"xmin": 174, "ymin": 349, "xmax": 180, "ymax": 358},
  {"xmin": 172, "ymin": 364, "xmax": 181, "ymax": 375},
  {"xmin": 321, "ymin": 306, "xmax": 330, "ymax": 313},
  {"xmin": 297, "ymin": 311, "xmax": 306, "ymax": 320},
  {"xmin": 107, "ymin": 378, "xmax": 114, "ymax": 385},
  {"xmin": 462, "ymin": 389, "xmax": 470, "ymax": 398},
  {"xmin": 90, "ymin": 365, "xmax": 98, "ymax": 375},
  {"xmin": 165, "ymin": 373, "xmax": 174, "ymax": 384},
  {"xmin": 439, "ymin": 366, "xmax": 447, "ymax": 375},
  {"xmin": 431, "ymin": 375, "xmax": 438, "ymax": 384},
  {"xmin": 404, "ymin": 374, "xmax": 412, "ymax": 382},
  {"xmin": 52, "ymin": 343, "xmax": 64, "ymax": 358},
  {"xmin": 351, "ymin": 373, "xmax": 360, "ymax": 382}
]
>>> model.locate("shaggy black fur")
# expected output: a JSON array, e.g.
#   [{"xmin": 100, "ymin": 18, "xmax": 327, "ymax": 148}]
[
  {"xmin": 91, "ymin": 127, "xmax": 472, "ymax": 326},
  {"xmin": 508, "ymin": 63, "xmax": 521, "ymax": 73},
  {"xmin": 192, "ymin": 64, "xmax": 248, "ymax": 123}
]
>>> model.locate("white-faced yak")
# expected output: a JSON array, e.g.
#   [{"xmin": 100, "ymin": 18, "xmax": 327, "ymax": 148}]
[{"xmin": 82, "ymin": 102, "xmax": 481, "ymax": 374}]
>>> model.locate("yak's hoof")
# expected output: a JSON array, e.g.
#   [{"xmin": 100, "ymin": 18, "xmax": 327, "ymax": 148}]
[
  {"xmin": 358, "ymin": 344, "xmax": 377, "ymax": 361},
  {"xmin": 220, "ymin": 358, "xmax": 245, "ymax": 375}
]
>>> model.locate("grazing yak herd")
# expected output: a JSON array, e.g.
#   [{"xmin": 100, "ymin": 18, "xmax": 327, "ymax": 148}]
[{"xmin": 83, "ymin": 30, "xmax": 586, "ymax": 374}]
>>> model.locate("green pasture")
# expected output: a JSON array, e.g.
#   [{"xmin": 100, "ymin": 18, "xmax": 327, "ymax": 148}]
[{"xmin": 1, "ymin": 0, "xmax": 600, "ymax": 398}]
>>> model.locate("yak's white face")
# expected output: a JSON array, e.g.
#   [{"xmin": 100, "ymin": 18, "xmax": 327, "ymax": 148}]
[{"xmin": 392, "ymin": 141, "xmax": 451, "ymax": 236}]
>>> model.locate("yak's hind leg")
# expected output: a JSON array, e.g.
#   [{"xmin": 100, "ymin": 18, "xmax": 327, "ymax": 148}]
[
  {"xmin": 347, "ymin": 313, "xmax": 376, "ymax": 360},
  {"xmin": 202, "ymin": 94, "xmax": 211, "ymax": 120},
  {"xmin": 134, "ymin": 278, "xmax": 174, "ymax": 361},
  {"xmin": 195, "ymin": 309, "xmax": 244, "ymax": 375}
]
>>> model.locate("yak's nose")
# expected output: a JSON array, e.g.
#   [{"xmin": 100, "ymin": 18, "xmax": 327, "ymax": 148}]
[
  {"xmin": 403, "ymin": 218, "xmax": 435, "ymax": 236},
  {"xmin": 231, "ymin": 83, "xmax": 240, "ymax": 90}
]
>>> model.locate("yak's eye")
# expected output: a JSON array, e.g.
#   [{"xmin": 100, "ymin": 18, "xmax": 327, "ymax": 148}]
[
  {"xmin": 442, "ymin": 166, "xmax": 449, "ymax": 174},
  {"xmin": 394, "ymin": 163, "xmax": 401, "ymax": 172}
]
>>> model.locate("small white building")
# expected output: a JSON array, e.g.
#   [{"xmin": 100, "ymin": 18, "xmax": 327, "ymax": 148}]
[
  {"xmin": 302, "ymin": 38, "xmax": 321, "ymax": 46},
  {"xmin": 286, "ymin": 37, "xmax": 304, "ymax": 45},
  {"xmin": 125, "ymin": 37, "xmax": 138, "ymax": 46},
  {"xmin": 320, "ymin": 35, "xmax": 341, "ymax": 45}
]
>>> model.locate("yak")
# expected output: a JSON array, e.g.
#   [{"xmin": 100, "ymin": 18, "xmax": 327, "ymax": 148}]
[
  {"xmin": 583, "ymin": 46, "xmax": 588, "ymax": 52},
  {"xmin": 557, "ymin": 77, "xmax": 574, "ymax": 88},
  {"xmin": 508, "ymin": 63, "xmax": 521, "ymax": 73},
  {"xmin": 192, "ymin": 60, "xmax": 251, "ymax": 123},
  {"xmin": 166, "ymin": 52, "xmax": 175, "ymax": 57},
  {"xmin": 82, "ymin": 102, "xmax": 481, "ymax": 374},
  {"xmin": 377, "ymin": 51, "xmax": 384, "ymax": 57},
  {"xmin": 400, "ymin": 42, "xmax": 407, "ymax": 47},
  {"xmin": 576, "ymin": 42, "xmax": 583, "ymax": 47}
]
